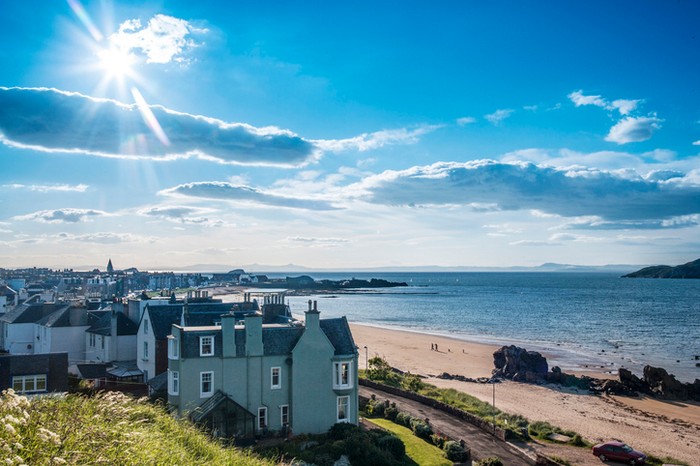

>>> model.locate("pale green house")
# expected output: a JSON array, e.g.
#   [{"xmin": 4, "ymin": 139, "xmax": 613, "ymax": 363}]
[{"xmin": 167, "ymin": 300, "xmax": 358, "ymax": 438}]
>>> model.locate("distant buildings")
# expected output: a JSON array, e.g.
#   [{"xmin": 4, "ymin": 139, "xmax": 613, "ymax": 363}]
[{"xmin": 0, "ymin": 263, "xmax": 360, "ymax": 438}]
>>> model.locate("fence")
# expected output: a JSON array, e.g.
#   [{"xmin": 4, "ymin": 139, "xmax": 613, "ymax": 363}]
[{"xmin": 359, "ymin": 378, "xmax": 509, "ymax": 441}]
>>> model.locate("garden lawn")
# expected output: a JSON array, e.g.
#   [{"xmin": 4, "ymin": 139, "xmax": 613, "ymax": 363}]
[{"xmin": 366, "ymin": 418, "xmax": 452, "ymax": 466}]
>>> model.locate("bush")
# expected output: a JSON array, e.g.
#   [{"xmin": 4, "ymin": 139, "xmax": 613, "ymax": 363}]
[
  {"xmin": 475, "ymin": 457, "xmax": 503, "ymax": 466},
  {"xmin": 328, "ymin": 422, "xmax": 361, "ymax": 440},
  {"xmin": 443, "ymin": 440, "xmax": 470, "ymax": 462},
  {"xmin": 401, "ymin": 372, "xmax": 424, "ymax": 392},
  {"xmin": 383, "ymin": 404, "xmax": 399, "ymax": 421},
  {"xmin": 409, "ymin": 418, "xmax": 433, "ymax": 439},
  {"xmin": 395, "ymin": 411, "xmax": 413, "ymax": 427},
  {"xmin": 377, "ymin": 434, "xmax": 406, "ymax": 460},
  {"xmin": 569, "ymin": 433, "xmax": 586, "ymax": 447},
  {"xmin": 528, "ymin": 420, "xmax": 557, "ymax": 438},
  {"xmin": 365, "ymin": 398, "xmax": 386, "ymax": 417},
  {"xmin": 430, "ymin": 433, "xmax": 446, "ymax": 449}
]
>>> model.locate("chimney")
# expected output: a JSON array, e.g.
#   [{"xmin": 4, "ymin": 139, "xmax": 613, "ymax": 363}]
[
  {"xmin": 244, "ymin": 313, "xmax": 263, "ymax": 356},
  {"xmin": 221, "ymin": 313, "xmax": 236, "ymax": 358},
  {"xmin": 304, "ymin": 300, "xmax": 320, "ymax": 330},
  {"xmin": 109, "ymin": 309, "xmax": 118, "ymax": 362}
]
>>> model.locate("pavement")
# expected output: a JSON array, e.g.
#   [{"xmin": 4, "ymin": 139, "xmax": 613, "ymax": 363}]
[{"xmin": 359, "ymin": 385, "xmax": 535, "ymax": 465}]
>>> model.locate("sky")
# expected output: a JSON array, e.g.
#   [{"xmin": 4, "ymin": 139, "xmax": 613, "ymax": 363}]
[{"xmin": 1, "ymin": 1, "xmax": 699, "ymax": 271}]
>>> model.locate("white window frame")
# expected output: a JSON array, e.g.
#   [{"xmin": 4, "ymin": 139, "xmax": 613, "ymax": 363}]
[
  {"xmin": 337, "ymin": 396, "xmax": 350, "ymax": 423},
  {"xmin": 168, "ymin": 337, "xmax": 179, "ymax": 359},
  {"xmin": 168, "ymin": 370, "xmax": 179, "ymax": 395},
  {"xmin": 144, "ymin": 319, "xmax": 149, "ymax": 335},
  {"xmin": 143, "ymin": 341, "xmax": 149, "ymax": 360},
  {"xmin": 199, "ymin": 336, "xmax": 214, "ymax": 356},
  {"xmin": 333, "ymin": 361, "xmax": 353, "ymax": 389},
  {"xmin": 271, "ymin": 366, "xmax": 281, "ymax": 389},
  {"xmin": 280, "ymin": 405, "xmax": 289, "ymax": 426},
  {"xmin": 89, "ymin": 333, "xmax": 95, "ymax": 347},
  {"xmin": 257, "ymin": 407, "xmax": 267, "ymax": 430},
  {"xmin": 12, "ymin": 374, "xmax": 47, "ymax": 394},
  {"xmin": 200, "ymin": 371, "xmax": 213, "ymax": 398}
]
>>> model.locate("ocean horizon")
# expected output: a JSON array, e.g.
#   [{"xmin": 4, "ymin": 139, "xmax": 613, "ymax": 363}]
[{"xmin": 251, "ymin": 271, "xmax": 699, "ymax": 383}]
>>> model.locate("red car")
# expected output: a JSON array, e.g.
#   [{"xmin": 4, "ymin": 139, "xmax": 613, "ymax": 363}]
[{"xmin": 592, "ymin": 441, "xmax": 647, "ymax": 464}]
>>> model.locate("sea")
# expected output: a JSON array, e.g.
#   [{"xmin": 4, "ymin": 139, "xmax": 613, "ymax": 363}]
[{"xmin": 261, "ymin": 272, "xmax": 699, "ymax": 383}]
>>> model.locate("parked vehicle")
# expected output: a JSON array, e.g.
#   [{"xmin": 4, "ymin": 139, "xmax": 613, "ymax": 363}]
[{"xmin": 592, "ymin": 441, "xmax": 647, "ymax": 464}]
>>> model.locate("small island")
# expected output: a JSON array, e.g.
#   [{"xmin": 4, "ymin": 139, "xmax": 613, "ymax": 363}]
[
  {"xmin": 262, "ymin": 275, "xmax": 408, "ymax": 290},
  {"xmin": 623, "ymin": 258, "xmax": 700, "ymax": 279}
]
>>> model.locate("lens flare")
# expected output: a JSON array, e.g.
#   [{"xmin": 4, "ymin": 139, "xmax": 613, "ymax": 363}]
[{"xmin": 131, "ymin": 87, "xmax": 170, "ymax": 147}]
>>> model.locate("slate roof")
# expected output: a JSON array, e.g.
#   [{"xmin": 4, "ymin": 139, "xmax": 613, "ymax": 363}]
[
  {"xmin": 147, "ymin": 371, "xmax": 167, "ymax": 391},
  {"xmin": 1, "ymin": 303, "xmax": 67, "ymax": 324},
  {"xmin": 179, "ymin": 316, "xmax": 357, "ymax": 359},
  {"xmin": 36, "ymin": 308, "xmax": 108, "ymax": 328},
  {"xmin": 76, "ymin": 363, "xmax": 109, "ymax": 380},
  {"xmin": 87, "ymin": 311, "xmax": 139, "ymax": 336},
  {"xmin": 145, "ymin": 306, "xmax": 183, "ymax": 339}
]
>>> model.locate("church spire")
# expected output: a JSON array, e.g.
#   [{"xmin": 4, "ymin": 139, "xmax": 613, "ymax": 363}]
[{"xmin": 107, "ymin": 258, "xmax": 114, "ymax": 274}]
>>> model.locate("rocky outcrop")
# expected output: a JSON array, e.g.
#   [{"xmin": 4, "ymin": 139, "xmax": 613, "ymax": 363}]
[
  {"xmin": 492, "ymin": 345, "xmax": 548, "ymax": 382},
  {"xmin": 623, "ymin": 258, "xmax": 700, "ymax": 278},
  {"xmin": 642, "ymin": 365, "xmax": 700, "ymax": 400}
]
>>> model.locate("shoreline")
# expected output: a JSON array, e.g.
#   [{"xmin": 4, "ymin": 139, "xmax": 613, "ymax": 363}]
[{"xmin": 349, "ymin": 323, "xmax": 700, "ymax": 464}]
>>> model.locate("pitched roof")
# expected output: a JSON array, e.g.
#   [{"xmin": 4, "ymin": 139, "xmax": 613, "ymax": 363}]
[
  {"xmin": 320, "ymin": 316, "xmax": 357, "ymax": 356},
  {"xmin": 144, "ymin": 306, "xmax": 183, "ymax": 339},
  {"xmin": 76, "ymin": 363, "xmax": 109, "ymax": 379},
  {"xmin": 179, "ymin": 316, "xmax": 357, "ymax": 358},
  {"xmin": 145, "ymin": 303, "xmax": 247, "ymax": 339},
  {"xmin": 1, "ymin": 303, "xmax": 67, "ymax": 324},
  {"xmin": 36, "ymin": 308, "xmax": 108, "ymax": 328},
  {"xmin": 87, "ymin": 311, "xmax": 139, "ymax": 336}
]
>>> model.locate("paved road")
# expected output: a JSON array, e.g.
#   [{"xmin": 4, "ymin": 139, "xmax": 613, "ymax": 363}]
[{"xmin": 360, "ymin": 385, "xmax": 534, "ymax": 466}]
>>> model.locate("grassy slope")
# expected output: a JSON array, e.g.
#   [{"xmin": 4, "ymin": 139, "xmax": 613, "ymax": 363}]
[
  {"xmin": 366, "ymin": 418, "xmax": 451, "ymax": 466},
  {"xmin": 0, "ymin": 389, "xmax": 275, "ymax": 466}
]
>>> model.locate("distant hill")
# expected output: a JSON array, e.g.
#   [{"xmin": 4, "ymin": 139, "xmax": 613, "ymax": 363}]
[{"xmin": 623, "ymin": 258, "xmax": 700, "ymax": 279}]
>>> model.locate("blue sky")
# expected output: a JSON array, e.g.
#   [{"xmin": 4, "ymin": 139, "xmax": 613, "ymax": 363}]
[{"xmin": 1, "ymin": 1, "xmax": 699, "ymax": 270}]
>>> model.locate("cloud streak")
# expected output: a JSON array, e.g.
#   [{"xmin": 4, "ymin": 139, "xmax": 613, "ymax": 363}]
[
  {"xmin": 12, "ymin": 208, "xmax": 109, "ymax": 223},
  {"xmin": 2, "ymin": 183, "xmax": 89, "ymax": 193},
  {"xmin": 356, "ymin": 160, "xmax": 700, "ymax": 224},
  {"xmin": 0, "ymin": 87, "xmax": 318, "ymax": 167},
  {"xmin": 159, "ymin": 182, "xmax": 339, "ymax": 210},
  {"xmin": 484, "ymin": 109, "xmax": 514, "ymax": 125},
  {"xmin": 568, "ymin": 90, "xmax": 640, "ymax": 116},
  {"xmin": 314, "ymin": 125, "xmax": 440, "ymax": 152}
]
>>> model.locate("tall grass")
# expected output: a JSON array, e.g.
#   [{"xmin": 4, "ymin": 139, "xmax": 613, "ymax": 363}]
[{"xmin": 0, "ymin": 389, "xmax": 274, "ymax": 466}]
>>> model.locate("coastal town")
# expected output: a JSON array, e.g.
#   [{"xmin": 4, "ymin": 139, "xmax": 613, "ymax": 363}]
[{"xmin": 1, "ymin": 260, "xmax": 699, "ymax": 465}]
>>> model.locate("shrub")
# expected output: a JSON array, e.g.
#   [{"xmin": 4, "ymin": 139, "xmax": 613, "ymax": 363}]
[
  {"xmin": 377, "ymin": 434, "xmax": 406, "ymax": 460},
  {"xmin": 401, "ymin": 372, "xmax": 424, "ymax": 392},
  {"xmin": 328, "ymin": 422, "xmax": 361, "ymax": 440},
  {"xmin": 475, "ymin": 457, "xmax": 503, "ymax": 466},
  {"xmin": 430, "ymin": 433, "xmax": 446, "ymax": 449},
  {"xmin": 443, "ymin": 440, "xmax": 470, "ymax": 462},
  {"xmin": 528, "ymin": 420, "xmax": 557, "ymax": 438},
  {"xmin": 569, "ymin": 433, "xmax": 586, "ymax": 447},
  {"xmin": 365, "ymin": 398, "xmax": 386, "ymax": 417},
  {"xmin": 395, "ymin": 411, "xmax": 413, "ymax": 427},
  {"xmin": 410, "ymin": 418, "xmax": 433, "ymax": 439},
  {"xmin": 383, "ymin": 405, "xmax": 399, "ymax": 421}
]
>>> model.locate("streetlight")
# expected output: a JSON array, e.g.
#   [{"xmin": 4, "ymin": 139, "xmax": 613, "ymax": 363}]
[
  {"xmin": 364, "ymin": 345, "xmax": 368, "ymax": 371},
  {"xmin": 492, "ymin": 379, "xmax": 496, "ymax": 434}
]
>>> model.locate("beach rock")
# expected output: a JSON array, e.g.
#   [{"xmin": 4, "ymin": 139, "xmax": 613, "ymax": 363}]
[
  {"xmin": 619, "ymin": 368, "xmax": 650, "ymax": 395},
  {"xmin": 492, "ymin": 345, "xmax": 548, "ymax": 382},
  {"xmin": 644, "ymin": 365, "xmax": 688, "ymax": 399}
]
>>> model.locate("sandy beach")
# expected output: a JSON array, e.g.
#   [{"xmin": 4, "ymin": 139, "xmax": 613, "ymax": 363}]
[{"xmin": 350, "ymin": 323, "xmax": 700, "ymax": 465}]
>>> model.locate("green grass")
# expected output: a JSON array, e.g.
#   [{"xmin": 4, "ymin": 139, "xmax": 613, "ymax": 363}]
[
  {"xmin": 0, "ymin": 389, "xmax": 274, "ymax": 466},
  {"xmin": 366, "ymin": 418, "xmax": 451, "ymax": 466}
]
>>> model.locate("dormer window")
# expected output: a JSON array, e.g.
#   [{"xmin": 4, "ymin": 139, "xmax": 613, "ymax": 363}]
[{"xmin": 199, "ymin": 336, "xmax": 214, "ymax": 356}]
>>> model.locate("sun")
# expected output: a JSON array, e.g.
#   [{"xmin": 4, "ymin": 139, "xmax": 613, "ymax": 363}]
[{"xmin": 97, "ymin": 46, "xmax": 135, "ymax": 80}]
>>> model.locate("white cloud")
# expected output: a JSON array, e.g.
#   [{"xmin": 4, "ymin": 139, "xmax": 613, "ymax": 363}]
[
  {"xmin": 137, "ymin": 205, "xmax": 225, "ymax": 226},
  {"xmin": 0, "ymin": 87, "xmax": 318, "ymax": 167},
  {"xmin": 2, "ymin": 183, "xmax": 88, "ymax": 193},
  {"xmin": 55, "ymin": 232, "xmax": 155, "ymax": 244},
  {"xmin": 456, "ymin": 117, "xmax": 476, "ymax": 126},
  {"xmin": 568, "ymin": 90, "xmax": 640, "ymax": 116},
  {"xmin": 484, "ymin": 109, "xmax": 514, "ymax": 125},
  {"xmin": 314, "ymin": 125, "xmax": 440, "ymax": 152},
  {"xmin": 605, "ymin": 116, "xmax": 662, "ymax": 144},
  {"xmin": 159, "ymin": 182, "xmax": 339, "ymax": 210},
  {"xmin": 108, "ymin": 14, "xmax": 205, "ymax": 64},
  {"xmin": 354, "ymin": 160, "xmax": 700, "ymax": 225},
  {"xmin": 693, "ymin": 140, "xmax": 700, "ymax": 146},
  {"xmin": 284, "ymin": 236, "xmax": 350, "ymax": 247},
  {"xmin": 12, "ymin": 208, "xmax": 109, "ymax": 223}
]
